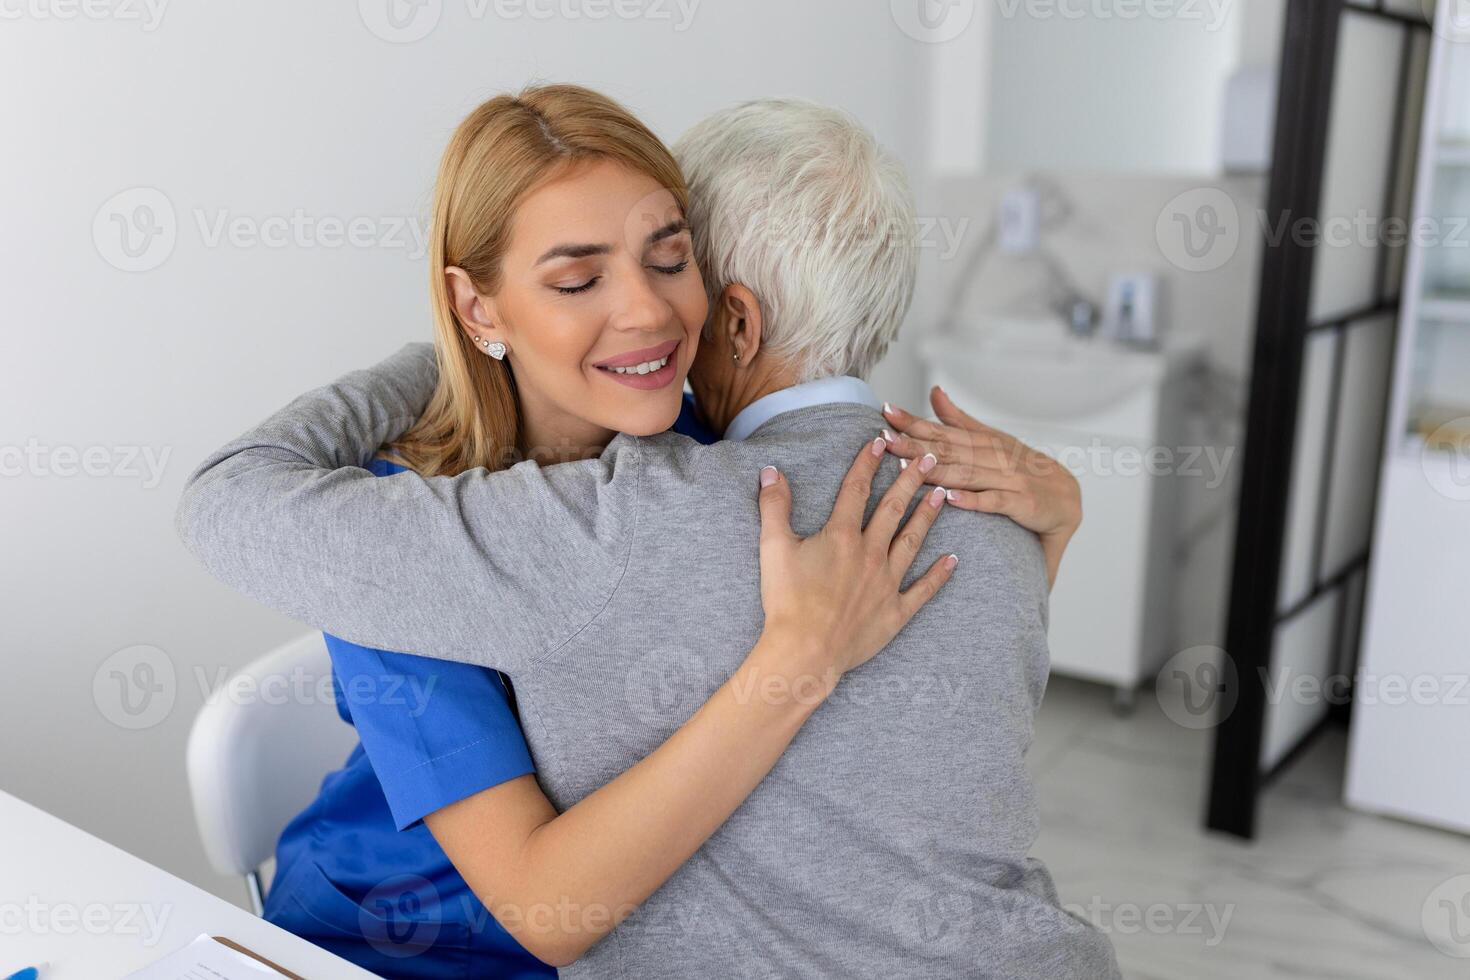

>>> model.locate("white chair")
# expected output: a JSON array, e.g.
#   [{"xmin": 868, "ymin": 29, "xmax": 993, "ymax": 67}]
[{"xmin": 187, "ymin": 632, "xmax": 358, "ymax": 915}]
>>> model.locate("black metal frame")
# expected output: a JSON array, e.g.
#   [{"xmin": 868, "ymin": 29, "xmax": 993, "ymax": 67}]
[{"xmin": 1206, "ymin": 0, "xmax": 1432, "ymax": 838}]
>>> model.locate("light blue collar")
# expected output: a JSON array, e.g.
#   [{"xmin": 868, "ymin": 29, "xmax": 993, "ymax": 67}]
[{"xmin": 724, "ymin": 376, "xmax": 882, "ymax": 442}]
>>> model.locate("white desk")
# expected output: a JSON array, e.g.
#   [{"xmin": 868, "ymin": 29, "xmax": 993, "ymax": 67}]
[{"xmin": 0, "ymin": 790, "xmax": 375, "ymax": 978}]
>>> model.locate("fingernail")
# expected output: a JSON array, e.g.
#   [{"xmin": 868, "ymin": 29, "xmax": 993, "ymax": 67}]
[
  {"xmin": 883, "ymin": 402, "xmax": 896, "ymax": 415},
  {"xmin": 946, "ymin": 488, "xmax": 961, "ymax": 503},
  {"xmin": 760, "ymin": 465, "xmax": 779, "ymax": 487},
  {"xmin": 919, "ymin": 453, "xmax": 938, "ymax": 474},
  {"xmin": 881, "ymin": 428, "xmax": 898, "ymax": 443},
  {"xmin": 929, "ymin": 486, "xmax": 946, "ymax": 508},
  {"xmin": 945, "ymin": 554, "xmax": 960, "ymax": 570},
  {"xmin": 900, "ymin": 459, "xmax": 909, "ymax": 470},
  {"xmin": 870, "ymin": 437, "xmax": 886, "ymax": 457}
]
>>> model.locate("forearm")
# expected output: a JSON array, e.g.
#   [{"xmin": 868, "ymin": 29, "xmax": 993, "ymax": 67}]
[
  {"xmin": 174, "ymin": 342, "xmax": 627, "ymax": 668},
  {"xmin": 466, "ymin": 630, "xmax": 829, "ymax": 965}
]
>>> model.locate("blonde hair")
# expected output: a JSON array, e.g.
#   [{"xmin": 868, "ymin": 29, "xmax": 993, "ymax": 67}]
[{"xmin": 386, "ymin": 84, "xmax": 689, "ymax": 476}]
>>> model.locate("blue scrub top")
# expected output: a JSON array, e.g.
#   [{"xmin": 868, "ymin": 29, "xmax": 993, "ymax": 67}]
[{"xmin": 264, "ymin": 398, "xmax": 718, "ymax": 978}]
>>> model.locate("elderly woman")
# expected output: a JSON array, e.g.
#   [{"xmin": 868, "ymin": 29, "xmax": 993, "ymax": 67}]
[{"xmin": 178, "ymin": 88, "xmax": 1113, "ymax": 980}]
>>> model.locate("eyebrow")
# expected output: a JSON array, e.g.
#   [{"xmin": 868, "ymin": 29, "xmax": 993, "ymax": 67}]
[{"xmin": 533, "ymin": 218, "xmax": 689, "ymax": 266}]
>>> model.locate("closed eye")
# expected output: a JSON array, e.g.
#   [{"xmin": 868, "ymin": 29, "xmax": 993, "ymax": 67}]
[
  {"xmin": 651, "ymin": 260, "xmax": 689, "ymax": 276},
  {"xmin": 554, "ymin": 277, "xmax": 601, "ymax": 295}
]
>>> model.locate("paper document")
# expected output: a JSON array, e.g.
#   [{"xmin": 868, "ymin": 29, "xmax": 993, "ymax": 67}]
[{"xmin": 123, "ymin": 934, "xmax": 289, "ymax": 979}]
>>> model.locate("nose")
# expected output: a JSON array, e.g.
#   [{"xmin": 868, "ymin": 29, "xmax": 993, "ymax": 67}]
[{"xmin": 608, "ymin": 260, "xmax": 675, "ymax": 334}]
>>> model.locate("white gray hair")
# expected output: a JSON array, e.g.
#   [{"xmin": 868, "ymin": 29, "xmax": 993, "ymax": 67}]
[{"xmin": 673, "ymin": 100, "xmax": 917, "ymax": 382}]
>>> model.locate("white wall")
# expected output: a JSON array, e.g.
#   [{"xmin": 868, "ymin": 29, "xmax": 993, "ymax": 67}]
[{"xmin": 0, "ymin": 0, "xmax": 932, "ymax": 901}]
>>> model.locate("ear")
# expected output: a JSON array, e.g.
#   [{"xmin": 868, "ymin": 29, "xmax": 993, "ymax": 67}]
[
  {"xmin": 720, "ymin": 283, "xmax": 765, "ymax": 364},
  {"xmin": 445, "ymin": 267, "xmax": 501, "ymax": 342}
]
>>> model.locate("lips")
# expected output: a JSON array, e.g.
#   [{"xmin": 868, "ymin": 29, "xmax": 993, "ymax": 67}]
[
  {"xmin": 593, "ymin": 338, "xmax": 681, "ymax": 370},
  {"xmin": 593, "ymin": 338, "xmax": 682, "ymax": 391}
]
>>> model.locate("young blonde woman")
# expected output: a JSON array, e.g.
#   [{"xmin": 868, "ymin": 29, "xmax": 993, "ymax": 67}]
[{"xmin": 255, "ymin": 85, "xmax": 966, "ymax": 978}]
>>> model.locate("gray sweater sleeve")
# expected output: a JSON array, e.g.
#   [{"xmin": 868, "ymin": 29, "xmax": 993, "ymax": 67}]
[{"xmin": 174, "ymin": 342, "xmax": 641, "ymax": 672}]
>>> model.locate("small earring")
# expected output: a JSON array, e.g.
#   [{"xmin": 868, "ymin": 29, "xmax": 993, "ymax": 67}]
[
  {"xmin": 479, "ymin": 338, "xmax": 508, "ymax": 361},
  {"xmin": 732, "ymin": 352, "xmax": 741, "ymax": 363}
]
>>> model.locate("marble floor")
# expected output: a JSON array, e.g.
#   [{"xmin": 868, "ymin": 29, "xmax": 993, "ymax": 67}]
[{"xmin": 1030, "ymin": 676, "xmax": 1470, "ymax": 980}]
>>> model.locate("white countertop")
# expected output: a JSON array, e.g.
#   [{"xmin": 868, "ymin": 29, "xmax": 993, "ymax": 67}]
[{"xmin": 0, "ymin": 789, "xmax": 375, "ymax": 979}]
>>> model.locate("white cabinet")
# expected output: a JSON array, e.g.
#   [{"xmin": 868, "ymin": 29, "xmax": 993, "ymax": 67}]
[{"xmin": 1344, "ymin": 13, "xmax": 1470, "ymax": 834}]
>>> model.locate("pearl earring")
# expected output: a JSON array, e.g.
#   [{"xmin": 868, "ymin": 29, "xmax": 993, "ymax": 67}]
[{"xmin": 480, "ymin": 338, "xmax": 508, "ymax": 361}]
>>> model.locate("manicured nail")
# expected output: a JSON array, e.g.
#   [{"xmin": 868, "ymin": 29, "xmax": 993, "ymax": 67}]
[
  {"xmin": 881, "ymin": 427, "xmax": 898, "ymax": 443},
  {"xmin": 883, "ymin": 402, "xmax": 897, "ymax": 416},
  {"xmin": 929, "ymin": 486, "xmax": 946, "ymax": 508},
  {"xmin": 760, "ymin": 465, "xmax": 779, "ymax": 487},
  {"xmin": 900, "ymin": 459, "xmax": 909, "ymax": 470},
  {"xmin": 946, "ymin": 488, "xmax": 961, "ymax": 503},
  {"xmin": 870, "ymin": 437, "xmax": 886, "ymax": 457},
  {"xmin": 919, "ymin": 453, "xmax": 938, "ymax": 474},
  {"xmin": 945, "ymin": 554, "xmax": 960, "ymax": 570}
]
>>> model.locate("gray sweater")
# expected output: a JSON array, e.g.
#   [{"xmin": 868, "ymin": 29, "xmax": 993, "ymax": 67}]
[{"xmin": 176, "ymin": 343, "xmax": 1119, "ymax": 979}]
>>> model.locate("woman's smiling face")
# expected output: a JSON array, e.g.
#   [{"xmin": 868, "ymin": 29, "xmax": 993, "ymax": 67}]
[{"xmin": 451, "ymin": 158, "xmax": 708, "ymax": 456}]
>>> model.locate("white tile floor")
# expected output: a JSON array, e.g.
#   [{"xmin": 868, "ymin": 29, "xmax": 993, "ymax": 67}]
[{"xmin": 1030, "ymin": 676, "xmax": 1470, "ymax": 979}]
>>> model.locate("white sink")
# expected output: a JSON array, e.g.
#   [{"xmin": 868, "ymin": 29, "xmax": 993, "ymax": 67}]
[{"xmin": 920, "ymin": 319, "xmax": 1202, "ymax": 430}]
